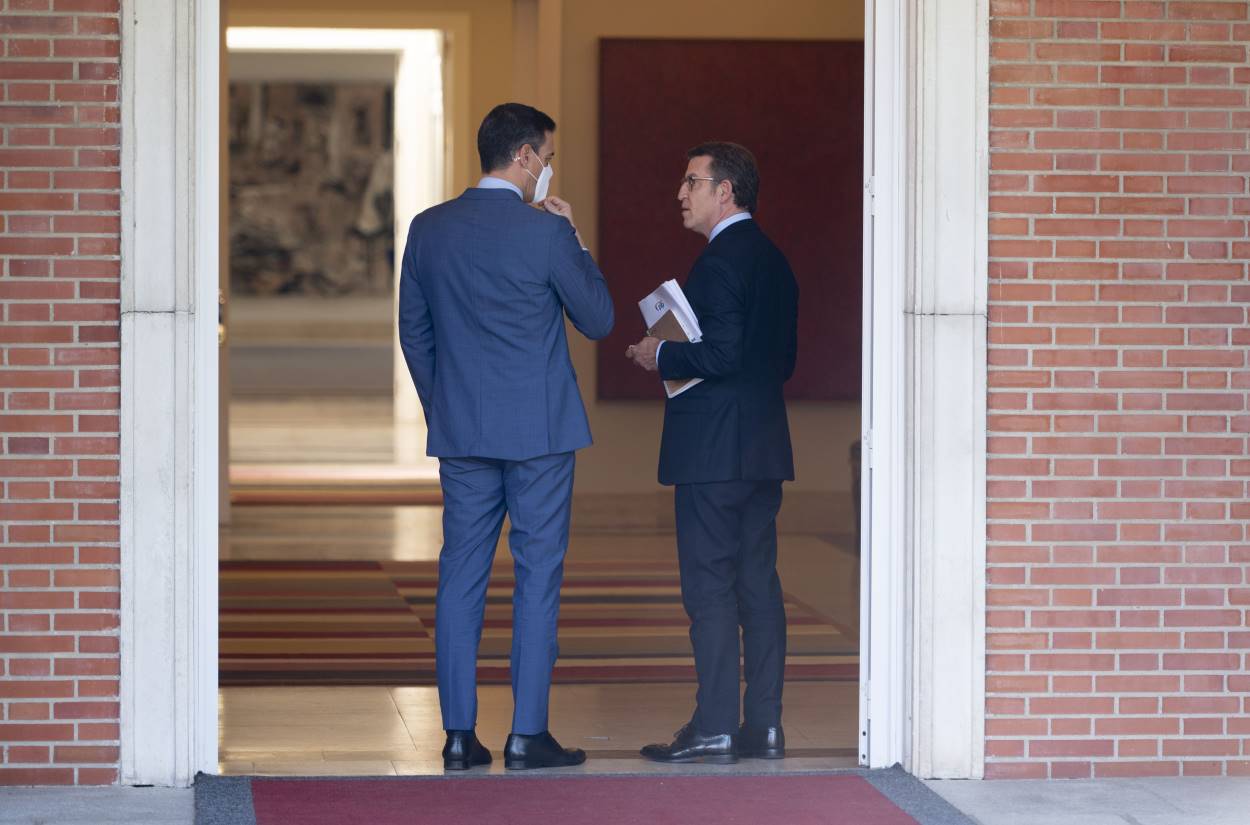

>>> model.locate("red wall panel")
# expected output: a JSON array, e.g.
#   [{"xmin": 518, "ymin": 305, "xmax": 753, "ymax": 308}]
[{"xmin": 596, "ymin": 38, "xmax": 864, "ymax": 400}]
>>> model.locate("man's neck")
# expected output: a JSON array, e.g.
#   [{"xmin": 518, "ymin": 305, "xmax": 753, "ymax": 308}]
[
  {"xmin": 702, "ymin": 208, "xmax": 748, "ymax": 239},
  {"xmin": 486, "ymin": 167, "xmax": 529, "ymax": 195}
]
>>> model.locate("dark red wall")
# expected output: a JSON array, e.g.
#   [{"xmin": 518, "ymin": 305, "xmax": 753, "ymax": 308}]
[{"xmin": 596, "ymin": 38, "xmax": 865, "ymax": 400}]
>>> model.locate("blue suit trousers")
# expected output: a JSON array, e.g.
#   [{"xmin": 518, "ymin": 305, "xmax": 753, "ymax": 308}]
[{"xmin": 435, "ymin": 452, "xmax": 575, "ymax": 735}]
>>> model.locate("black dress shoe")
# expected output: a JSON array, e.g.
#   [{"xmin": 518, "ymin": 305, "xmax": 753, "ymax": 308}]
[
  {"xmin": 739, "ymin": 724, "xmax": 785, "ymax": 759},
  {"xmin": 503, "ymin": 731, "xmax": 586, "ymax": 770},
  {"xmin": 442, "ymin": 730, "xmax": 492, "ymax": 771},
  {"xmin": 640, "ymin": 724, "xmax": 738, "ymax": 764}
]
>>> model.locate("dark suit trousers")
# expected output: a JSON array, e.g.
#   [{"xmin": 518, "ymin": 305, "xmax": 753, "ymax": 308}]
[{"xmin": 675, "ymin": 480, "xmax": 786, "ymax": 735}]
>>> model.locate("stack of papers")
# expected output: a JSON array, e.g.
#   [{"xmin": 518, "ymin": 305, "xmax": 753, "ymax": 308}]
[{"xmin": 638, "ymin": 280, "xmax": 703, "ymax": 398}]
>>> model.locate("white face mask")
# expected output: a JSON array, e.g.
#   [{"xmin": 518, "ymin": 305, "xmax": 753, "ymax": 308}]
[{"xmin": 517, "ymin": 152, "xmax": 553, "ymax": 203}]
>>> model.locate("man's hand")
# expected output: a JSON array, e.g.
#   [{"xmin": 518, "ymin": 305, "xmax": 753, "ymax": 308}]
[
  {"xmin": 540, "ymin": 196, "xmax": 588, "ymax": 250},
  {"xmin": 541, "ymin": 196, "xmax": 575, "ymax": 224},
  {"xmin": 625, "ymin": 336, "xmax": 661, "ymax": 372}
]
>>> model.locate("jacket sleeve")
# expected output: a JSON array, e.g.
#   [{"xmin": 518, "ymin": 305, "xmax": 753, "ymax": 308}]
[
  {"xmin": 397, "ymin": 220, "xmax": 435, "ymax": 420},
  {"xmin": 657, "ymin": 256, "xmax": 746, "ymax": 380},
  {"xmin": 783, "ymin": 271, "xmax": 799, "ymax": 382},
  {"xmin": 549, "ymin": 219, "xmax": 614, "ymax": 340}
]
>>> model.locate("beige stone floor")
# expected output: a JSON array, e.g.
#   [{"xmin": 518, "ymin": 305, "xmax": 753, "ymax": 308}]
[
  {"xmin": 227, "ymin": 298, "xmax": 394, "ymax": 465},
  {"xmin": 218, "ymin": 682, "xmax": 859, "ymax": 776},
  {"xmin": 229, "ymin": 396, "xmax": 394, "ymax": 464},
  {"xmin": 218, "ymin": 504, "xmax": 861, "ymax": 776}
]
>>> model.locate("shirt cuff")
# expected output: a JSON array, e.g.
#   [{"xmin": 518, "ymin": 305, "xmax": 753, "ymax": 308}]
[{"xmin": 655, "ymin": 340, "xmax": 664, "ymax": 368}]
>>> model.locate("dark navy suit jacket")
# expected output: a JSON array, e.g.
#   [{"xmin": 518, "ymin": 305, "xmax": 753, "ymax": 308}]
[
  {"xmin": 656, "ymin": 219, "xmax": 798, "ymax": 485},
  {"xmin": 398, "ymin": 187, "xmax": 614, "ymax": 460}
]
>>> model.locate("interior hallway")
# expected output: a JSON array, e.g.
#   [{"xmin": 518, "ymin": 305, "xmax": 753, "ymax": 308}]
[
  {"xmin": 228, "ymin": 296, "xmax": 395, "ymax": 466},
  {"xmin": 218, "ymin": 504, "xmax": 860, "ymax": 775}
]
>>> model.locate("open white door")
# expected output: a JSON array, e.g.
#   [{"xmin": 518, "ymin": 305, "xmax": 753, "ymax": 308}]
[
  {"xmin": 218, "ymin": 21, "xmax": 231, "ymax": 525},
  {"xmin": 858, "ymin": 0, "xmax": 910, "ymax": 770}
]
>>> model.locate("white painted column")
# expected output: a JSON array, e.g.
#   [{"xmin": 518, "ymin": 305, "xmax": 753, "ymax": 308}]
[
  {"xmin": 119, "ymin": 0, "xmax": 220, "ymax": 786},
  {"xmin": 863, "ymin": 0, "xmax": 988, "ymax": 778},
  {"xmin": 907, "ymin": 0, "xmax": 989, "ymax": 780}
]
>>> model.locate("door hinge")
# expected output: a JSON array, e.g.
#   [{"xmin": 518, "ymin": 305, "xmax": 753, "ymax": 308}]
[{"xmin": 861, "ymin": 712, "xmax": 870, "ymax": 766}]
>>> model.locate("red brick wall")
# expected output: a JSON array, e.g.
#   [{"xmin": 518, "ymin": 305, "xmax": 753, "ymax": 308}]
[
  {"xmin": 987, "ymin": 0, "xmax": 1249, "ymax": 778},
  {"xmin": 1, "ymin": 0, "xmax": 122, "ymax": 786},
  {"xmin": 4, "ymin": 0, "xmax": 1248, "ymax": 789}
]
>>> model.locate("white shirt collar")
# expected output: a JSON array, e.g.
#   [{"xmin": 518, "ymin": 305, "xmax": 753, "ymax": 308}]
[
  {"xmin": 709, "ymin": 211, "xmax": 752, "ymax": 243},
  {"xmin": 477, "ymin": 175, "xmax": 523, "ymax": 199}
]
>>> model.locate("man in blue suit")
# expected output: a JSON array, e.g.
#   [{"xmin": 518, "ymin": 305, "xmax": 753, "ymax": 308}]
[
  {"xmin": 398, "ymin": 103, "xmax": 614, "ymax": 771},
  {"xmin": 627, "ymin": 142, "xmax": 798, "ymax": 765}
]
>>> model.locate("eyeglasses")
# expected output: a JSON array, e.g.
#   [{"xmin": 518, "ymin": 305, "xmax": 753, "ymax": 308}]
[{"xmin": 679, "ymin": 175, "xmax": 717, "ymax": 191}]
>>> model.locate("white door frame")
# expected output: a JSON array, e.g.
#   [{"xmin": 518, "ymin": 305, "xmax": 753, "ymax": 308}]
[
  {"xmin": 118, "ymin": 0, "xmax": 987, "ymax": 786},
  {"xmin": 118, "ymin": 0, "xmax": 221, "ymax": 785},
  {"xmin": 860, "ymin": 0, "xmax": 989, "ymax": 776}
]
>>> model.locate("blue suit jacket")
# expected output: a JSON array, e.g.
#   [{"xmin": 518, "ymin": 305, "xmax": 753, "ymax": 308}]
[
  {"xmin": 398, "ymin": 188, "xmax": 614, "ymax": 460},
  {"xmin": 656, "ymin": 219, "xmax": 798, "ymax": 485}
]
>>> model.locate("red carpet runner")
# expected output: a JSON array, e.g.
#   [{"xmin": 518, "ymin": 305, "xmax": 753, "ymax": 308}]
[{"xmin": 249, "ymin": 775, "xmax": 918, "ymax": 825}]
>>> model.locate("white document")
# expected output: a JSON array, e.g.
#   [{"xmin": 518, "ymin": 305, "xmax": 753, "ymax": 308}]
[
  {"xmin": 638, "ymin": 280, "xmax": 703, "ymax": 398},
  {"xmin": 639, "ymin": 280, "xmax": 703, "ymax": 342}
]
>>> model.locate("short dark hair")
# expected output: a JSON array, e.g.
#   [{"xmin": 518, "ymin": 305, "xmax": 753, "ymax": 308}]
[
  {"xmin": 687, "ymin": 141, "xmax": 759, "ymax": 213},
  {"xmin": 477, "ymin": 102, "xmax": 556, "ymax": 173}
]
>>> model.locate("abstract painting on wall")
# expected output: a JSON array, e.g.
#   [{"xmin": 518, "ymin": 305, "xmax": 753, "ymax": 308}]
[{"xmin": 228, "ymin": 82, "xmax": 394, "ymax": 296}]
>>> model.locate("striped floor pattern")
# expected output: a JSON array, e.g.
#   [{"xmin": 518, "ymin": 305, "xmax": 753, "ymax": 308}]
[{"xmin": 220, "ymin": 560, "xmax": 858, "ymax": 686}]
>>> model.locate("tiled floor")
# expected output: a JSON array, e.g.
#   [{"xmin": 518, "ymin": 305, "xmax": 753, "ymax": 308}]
[
  {"xmin": 218, "ymin": 503, "xmax": 861, "ymax": 776},
  {"xmin": 227, "ymin": 296, "xmax": 394, "ymax": 465},
  {"xmin": 217, "ymin": 682, "xmax": 860, "ymax": 776},
  {"xmin": 230, "ymin": 396, "xmax": 395, "ymax": 464}
]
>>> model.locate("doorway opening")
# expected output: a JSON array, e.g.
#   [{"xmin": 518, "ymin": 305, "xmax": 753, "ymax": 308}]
[
  {"xmin": 120, "ymin": 0, "xmax": 993, "ymax": 786},
  {"xmin": 221, "ymin": 27, "xmax": 446, "ymax": 510},
  {"xmin": 213, "ymin": 3, "xmax": 866, "ymax": 778}
]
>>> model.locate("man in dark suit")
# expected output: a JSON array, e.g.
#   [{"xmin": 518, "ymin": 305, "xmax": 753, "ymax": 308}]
[
  {"xmin": 398, "ymin": 103, "xmax": 614, "ymax": 771},
  {"xmin": 627, "ymin": 142, "xmax": 798, "ymax": 764}
]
